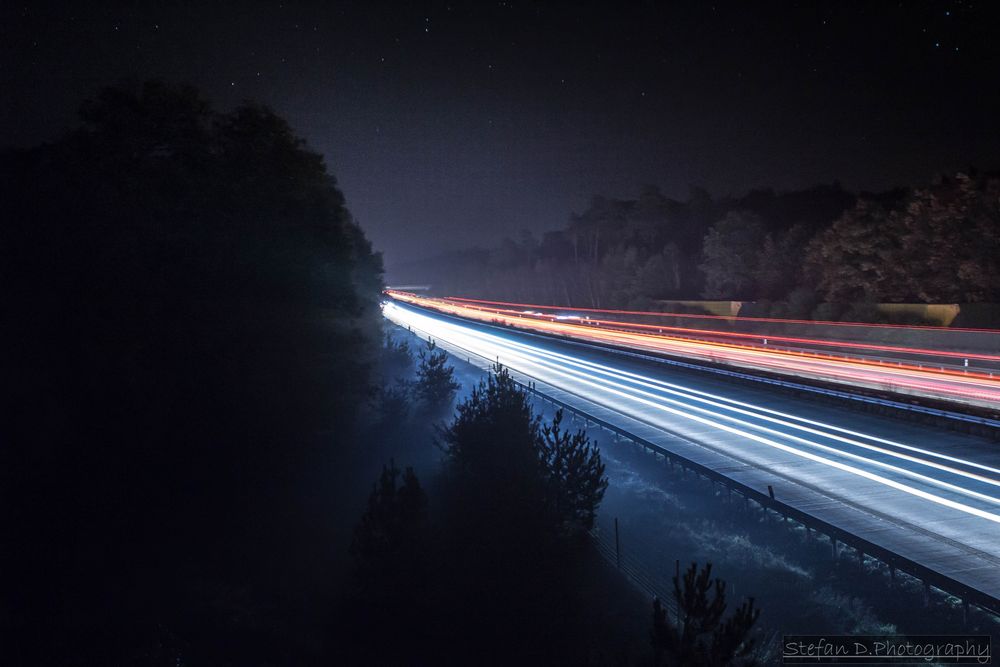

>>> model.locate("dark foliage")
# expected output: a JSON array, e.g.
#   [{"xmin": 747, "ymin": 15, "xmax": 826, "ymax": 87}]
[
  {"xmin": 391, "ymin": 173, "xmax": 1000, "ymax": 314},
  {"xmin": 437, "ymin": 364, "xmax": 548, "ymax": 571},
  {"xmin": 389, "ymin": 183, "xmax": 854, "ymax": 307},
  {"xmin": 350, "ymin": 460, "xmax": 428, "ymax": 592},
  {"xmin": 380, "ymin": 331, "xmax": 415, "ymax": 378},
  {"xmin": 3, "ymin": 80, "xmax": 382, "ymax": 664},
  {"xmin": 342, "ymin": 461, "xmax": 438, "ymax": 664},
  {"xmin": 652, "ymin": 562, "xmax": 760, "ymax": 667},
  {"xmin": 439, "ymin": 364, "xmax": 540, "ymax": 480},
  {"xmin": 373, "ymin": 379, "xmax": 414, "ymax": 426},
  {"xmin": 539, "ymin": 409, "xmax": 609, "ymax": 537},
  {"xmin": 413, "ymin": 339, "xmax": 460, "ymax": 410},
  {"xmin": 438, "ymin": 365, "xmax": 607, "ymax": 544},
  {"xmin": 699, "ymin": 211, "xmax": 766, "ymax": 299},
  {"xmin": 343, "ymin": 362, "xmax": 617, "ymax": 664},
  {"xmin": 806, "ymin": 173, "xmax": 1000, "ymax": 304}
]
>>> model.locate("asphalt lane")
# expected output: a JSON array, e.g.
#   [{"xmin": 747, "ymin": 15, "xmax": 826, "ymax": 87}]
[
  {"xmin": 388, "ymin": 293, "xmax": 1000, "ymax": 411},
  {"xmin": 384, "ymin": 300, "xmax": 1000, "ymax": 604}
]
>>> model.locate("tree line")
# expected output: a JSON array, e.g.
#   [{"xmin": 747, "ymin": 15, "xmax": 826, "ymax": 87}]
[
  {"xmin": 3, "ymin": 79, "xmax": 760, "ymax": 664},
  {"xmin": 3, "ymin": 80, "xmax": 384, "ymax": 664},
  {"xmin": 390, "ymin": 173, "xmax": 1000, "ymax": 321}
]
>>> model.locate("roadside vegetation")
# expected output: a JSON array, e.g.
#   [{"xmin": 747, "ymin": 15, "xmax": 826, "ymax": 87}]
[
  {"xmin": 15, "ymin": 77, "xmax": 954, "ymax": 665},
  {"xmin": 353, "ymin": 337, "xmax": 762, "ymax": 665},
  {"xmin": 4, "ymin": 80, "xmax": 384, "ymax": 664},
  {"xmin": 390, "ymin": 175, "xmax": 1000, "ymax": 325}
]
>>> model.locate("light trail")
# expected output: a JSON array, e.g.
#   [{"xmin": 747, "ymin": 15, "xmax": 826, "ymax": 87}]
[
  {"xmin": 387, "ymin": 291, "xmax": 1000, "ymax": 410},
  {"xmin": 476, "ymin": 340, "xmax": 1000, "ymax": 498},
  {"xmin": 440, "ymin": 294, "xmax": 1000, "ymax": 334},
  {"xmin": 445, "ymin": 301, "xmax": 1000, "ymax": 364},
  {"xmin": 384, "ymin": 301, "xmax": 1000, "ymax": 529}
]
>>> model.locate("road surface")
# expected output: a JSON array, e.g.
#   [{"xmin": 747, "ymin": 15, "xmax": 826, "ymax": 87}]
[
  {"xmin": 388, "ymin": 291, "xmax": 1000, "ymax": 412},
  {"xmin": 383, "ymin": 299, "xmax": 1000, "ymax": 609}
]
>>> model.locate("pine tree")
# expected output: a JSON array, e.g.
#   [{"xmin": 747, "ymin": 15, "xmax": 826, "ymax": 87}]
[
  {"xmin": 652, "ymin": 562, "xmax": 760, "ymax": 666},
  {"xmin": 414, "ymin": 339, "xmax": 460, "ymax": 408},
  {"xmin": 538, "ymin": 409, "xmax": 608, "ymax": 536},
  {"xmin": 438, "ymin": 365, "xmax": 608, "ymax": 543},
  {"xmin": 349, "ymin": 460, "xmax": 428, "ymax": 590},
  {"xmin": 438, "ymin": 364, "xmax": 540, "ymax": 490},
  {"xmin": 348, "ymin": 461, "xmax": 431, "ymax": 661}
]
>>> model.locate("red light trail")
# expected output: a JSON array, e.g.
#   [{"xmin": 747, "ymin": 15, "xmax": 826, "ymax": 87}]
[
  {"xmin": 386, "ymin": 291, "xmax": 1000, "ymax": 411},
  {"xmin": 441, "ymin": 295, "xmax": 1000, "ymax": 334},
  {"xmin": 439, "ymin": 302, "xmax": 1000, "ymax": 364}
]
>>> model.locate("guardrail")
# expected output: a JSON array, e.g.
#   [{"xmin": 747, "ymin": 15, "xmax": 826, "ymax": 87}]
[
  {"xmin": 388, "ymin": 303, "xmax": 1000, "ymax": 622},
  {"xmin": 504, "ymin": 317, "xmax": 1000, "ymax": 432},
  {"xmin": 521, "ymin": 378, "xmax": 1000, "ymax": 621},
  {"xmin": 395, "ymin": 298, "xmax": 1000, "ymax": 434}
]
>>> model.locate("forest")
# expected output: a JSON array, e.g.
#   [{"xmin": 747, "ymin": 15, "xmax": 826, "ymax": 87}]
[
  {"xmin": 3, "ymin": 80, "xmax": 761, "ymax": 666},
  {"xmin": 389, "ymin": 174, "xmax": 1000, "ymax": 323},
  {"xmin": 3, "ymin": 81, "xmax": 384, "ymax": 664}
]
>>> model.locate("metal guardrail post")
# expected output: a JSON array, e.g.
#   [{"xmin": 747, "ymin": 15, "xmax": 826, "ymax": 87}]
[{"xmin": 615, "ymin": 517, "xmax": 621, "ymax": 569}]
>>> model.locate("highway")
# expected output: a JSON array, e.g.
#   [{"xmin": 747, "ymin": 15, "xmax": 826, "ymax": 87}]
[
  {"xmin": 388, "ymin": 291, "xmax": 1000, "ymax": 412},
  {"xmin": 440, "ymin": 295, "xmax": 1000, "ymax": 373},
  {"xmin": 383, "ymin": 298, "xmax": 1000, "ymax": 610}
]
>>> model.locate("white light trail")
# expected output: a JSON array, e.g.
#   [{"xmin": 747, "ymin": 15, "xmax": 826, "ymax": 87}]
[{"xmin": 384, "ymin": 302, "xmax": 1000, "ymax": 525}]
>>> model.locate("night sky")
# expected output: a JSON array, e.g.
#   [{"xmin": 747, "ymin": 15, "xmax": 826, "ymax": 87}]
[{"xmin": 4, "ymin": 1, "xmax": 998, "ymax": 266}]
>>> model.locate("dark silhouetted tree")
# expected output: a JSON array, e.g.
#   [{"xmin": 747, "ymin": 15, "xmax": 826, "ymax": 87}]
[
  {"xmin": 538, "ymin": 409, "xmax": 608, "ymax": 537},
  {"xmin": 373, "ymin": 379, "xmax": 413, "ymax": 427},
  {"xmin": 3, "ymin": 80, "xmax": 383, "ymax": 664},
  {"xmin": 754, "ymin": 224, "xmax": 812, "ymax": 300},
  {"xmin": 652, "ymin": 562, "xmax": 759, "ymax": 667},
  {"xmin": 350, "ymin": 460, "xmax": 428, "ymax": 590},
  {"xmin": 434, "ymin": 365, "xmax": 613, "ymax": 663},
  {"xmin": 439, "ymin": 363, "xmax": 540, "ymax": 494},
  {"xmin": 347, "ymin": 461, "xmax": 431, "ymax": 662},
  {"xmin": 700, "ymin": 211, "xmax": 766, "ymax": 298},
  {"xmin": 805, "ymin": 198, "xmax": 904, "ymax": 303},
  {"xmin": 439, "ymin": 365, "xmax": 608, "ymax": 544},
  {"xmin": 380, "ymin": 331, "xmax": 414, "ymax": 378},
  {"xmin": 636, "ymin": 243, "xmax": 683, "ymax": 299},
  {"xmin": 808, "ymin": 174, "xmax": 1000, "ymax": 305},
  {"xmin": 414, "ymin": 339, "xmax": 460, "ymax": 408},
  {"xmin": 896, "ymin": 173, "xmax": 1000, "ymax": 302}
]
